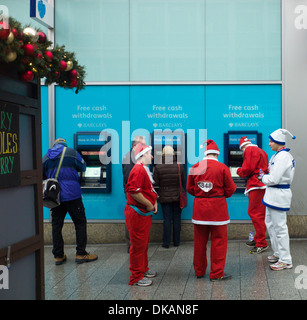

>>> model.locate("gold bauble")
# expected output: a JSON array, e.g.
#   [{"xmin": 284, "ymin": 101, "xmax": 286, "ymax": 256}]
[
  {"xmin": 65, "ymin": 60, "xmax": 73, "ymax": 71},
  {"xmin": 6, "ymin": 51, "xmax": 17, "ymax": 62},
  {"xmin": 23, "ymin": 27, "xmax": 39, "ymax": 42},
  {"xmin": 6, "ymin": 32, "xmax": 14, "ymax": 44}
]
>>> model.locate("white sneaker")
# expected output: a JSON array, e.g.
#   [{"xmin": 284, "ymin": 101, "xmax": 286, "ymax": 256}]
[
  {"xmin": 267, "ymin": 255, "xmax": 279, "ymax": 263},
  {"xmin": 135, "ymin": 277, "xmax": 153, "ymax": 286},
  {"xmin": 270, "ymin": 261, "xmax": 293, "ymax": 271},
  {"xmin": 144, "ymin": 269, "xmax": 157, "ymax": 278}
]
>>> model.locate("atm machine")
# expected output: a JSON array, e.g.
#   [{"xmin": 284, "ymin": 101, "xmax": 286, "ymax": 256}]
[
  {"xmin": 74, "ymin": 131, "xmax": 111, "ymax": 193},
  {"xmin": 151, "ymin": 130, "xmax": 187, "ymax": 172},
  {"xmin": 224, "ymin": 130, "xmax": 262, "ymax": 192}
]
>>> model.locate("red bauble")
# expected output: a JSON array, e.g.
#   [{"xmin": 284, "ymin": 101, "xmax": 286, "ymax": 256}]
[
  {"xmin": 59, "ymin": 60, "xmax": 67, "ymax": 71},
  {"xmin": 70, "ymin": 69, "xmax": 78, "ymax": 78},
  {"xmin": 23, "ymin": 44, "xmax": 35, "ymax": 56},
  {"xmin": 44, "ymin": 50, "xmax": 53, "ymax": 61},
  {"xmin": 21, "ymin": 71, "xmax": 34, "ymax": 82},
  {"xmin": 37, "ymin": 52, "xmax": 43, "ymax": 59},
  {"xmin": 70, "ymin": 79, "xmax": 78, "ymax": 88},
  {"xmin": 37, "ymin": 31, "xmax": 47, "ymax": 43},
  {"xmin": 0, "ymin": 21, "xmax": 10, "ymax": 40}
]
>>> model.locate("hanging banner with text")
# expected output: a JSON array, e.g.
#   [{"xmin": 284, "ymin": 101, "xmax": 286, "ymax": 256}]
[{"xmin": 0, "ymin": 102, "xmax": 20, "ymax": 188}]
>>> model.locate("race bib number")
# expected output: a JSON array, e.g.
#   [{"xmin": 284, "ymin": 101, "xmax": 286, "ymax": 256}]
[{"xmin": 197, "ymin": 181, "xmax": 213, "ymax": 192}]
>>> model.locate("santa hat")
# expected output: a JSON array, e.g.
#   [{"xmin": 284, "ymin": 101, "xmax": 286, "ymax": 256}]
[
  {"xmin": 239, "ymin": 136, "xmax": 252, "ymax": 150},
  {"xmin": 135, "ymin": 143, "xmax": 152, "ymax": 160},
  {"xmin": 269, "ymin": 128, "xmax": 296, "ymax": 145},
  {"xmin": 200, "ymin": 139, "xmax": 220, "ymax": 156}
]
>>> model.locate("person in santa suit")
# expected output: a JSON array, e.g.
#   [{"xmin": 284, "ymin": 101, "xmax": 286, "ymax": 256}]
[
  {"xmin": 259, "ymin": 129, "xmax": 296, "ymax": 271},
  {"xmin": 236, "ymin": 136, "xmax": 269, "ymax": 254},
  {"xmin": 124, "ymin": 143, "xmax": 158, "ymax": 286},
  {"xmin": 187, "ymin": 139, "xmax": 236, "ymax": 281}
]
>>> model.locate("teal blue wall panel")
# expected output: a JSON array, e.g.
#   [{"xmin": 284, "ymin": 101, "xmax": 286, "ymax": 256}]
[
  {"xmin": 206, "ymin": 0, "xmax": 281, "ymax": 81},
  {"xmin": 41, "ymin": 84, "xmax": 282, "ymax": 220},
  {"xmin": 55, "ymin": 86, "xmax": 129, "ymax": 220},
  {"xmin": 205, "ymin": 84, "xmax": 282, "ymax": 220},
  {"xmin": 55, "ymin": 0, "xmax": 130, "ymax": 82},
  {"xmin": 130, "ymin": 85, "xmax": 207, "ymax": 220},
  {"xmin": 53, "ymin": 0, "xmax": 281, "ymax": 82},
  {"xmin": 41, "ymin": 86, "xmax": 50, "ymax": 220},
  {"xmin": 130, "ymin": 0, "xmax": 206, "ymax": 81}
]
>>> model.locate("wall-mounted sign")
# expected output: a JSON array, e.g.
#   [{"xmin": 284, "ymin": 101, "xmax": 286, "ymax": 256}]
[
  {"xmin": 0, "ymin": 102, "xmax": 20, "ymax": 188},
  {"xmin": 30, "ymin": 0, "xmax": 54, "ymax": 29}
]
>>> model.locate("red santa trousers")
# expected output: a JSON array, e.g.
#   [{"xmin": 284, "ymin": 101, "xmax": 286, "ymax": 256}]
[
  {"xmin": 125, "ymin": 205, "xmax": 152, "ymax": 285},
  {"xmin": 248, "ymin": 189, "xmax": 267, "ymax": 247},
  {"xmin": 193, "ymin": 224, "xmax": 228, "ymax": 279}
]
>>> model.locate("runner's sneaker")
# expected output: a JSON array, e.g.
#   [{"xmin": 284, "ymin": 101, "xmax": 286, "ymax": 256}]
[
  {"xmin": 144, "ymin": 269, "xmax": 157, "ymax": 278},
  {"xmin": 250, "ymin": 246, "xmax": 268, "ymax": 254},
  {"xmin": 246, "ymin": 240, "xmax": 256, "ymax": 247},
  {"xmin": 270, "ymin": 261, "xmax": 293, "ymax": 271},
  {"xmin": 267, "ymin": 255, "xmax": 279, "ymax": 263},
  {"xmin": 134, "ymin": 277, "xmax": 153, "ymax": 286},
  {"xmin": 210, "ymin": 273, "xmax": 232, "ymax": 282}
]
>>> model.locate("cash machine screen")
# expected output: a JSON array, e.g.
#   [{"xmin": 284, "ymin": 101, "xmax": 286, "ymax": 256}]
[
  {"xmin": 75, "ymin": 132, "xmax": 111, "ymax": 193},
  {"xmin": 225, "ymin": 131, "xmax": 261, "ymax": 191},
  {"xmin": 84, "ymin": 167, "xmax": 101, "ymax": 179},
  {"xmin": 230, "ymin": 167, "xmax": 239, "ymax": 178}
]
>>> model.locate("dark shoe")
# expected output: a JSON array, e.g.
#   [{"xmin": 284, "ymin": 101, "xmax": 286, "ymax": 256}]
[
  {"xmin": 162, "ymin": 244, "xmax": 169, "ymax": 248},
  {"xmin": 250, "ymin": 246, "xmax": 268, "ymax": 254},
  {"xmin": 55, "ymin": 254, "xmax": 67, "ymax": 265},
  {"xmin": 75, "ymin": 252, "xmax": 98, "ymax": 264},
  {"xmin": 246, "ymin": 240, "xmax": 256, "ymax": 247},
  {"xmin": 196, "ymin": 275, "xmax": 204, "ymax": 279},
  {"xmin": 210, "ymin": 273, "xmax": 232, "ymax": 282}
]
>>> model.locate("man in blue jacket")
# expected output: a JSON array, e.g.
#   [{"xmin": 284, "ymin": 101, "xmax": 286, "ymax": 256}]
[{"xmin": 43, "ymin": 138, "xmax": 98, "ymax": 265}]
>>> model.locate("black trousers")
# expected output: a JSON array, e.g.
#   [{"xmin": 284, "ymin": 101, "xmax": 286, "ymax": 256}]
[
  {"xmin": 51, "ymin": 198, "xmax": 87, "ymax": 257},
  {"xmin": 161, "ymin": 201, "xmax": 181, "ymax": 247}
]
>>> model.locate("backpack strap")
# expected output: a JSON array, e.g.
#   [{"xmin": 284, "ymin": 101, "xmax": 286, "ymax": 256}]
[{"xmin": 55, "ymin": 147, "xmax": 67, "ymax": 180}]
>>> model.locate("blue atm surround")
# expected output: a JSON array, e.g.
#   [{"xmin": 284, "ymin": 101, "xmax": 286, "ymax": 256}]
[
  {"xmin": 74, "ymin": 131, "xmax": 112, "ymax": 193},
  {"xmin": 224, "ymin": 130, "xmax": 262, "ymax": 192}
]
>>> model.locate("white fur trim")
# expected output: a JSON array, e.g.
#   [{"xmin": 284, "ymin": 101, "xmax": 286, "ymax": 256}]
[
  {"xmin": 239, "ymin": 141, "xmax": 251, "ymax": 150},
  {"xmin": 135, "ymin": 146, "xmax": 152, "ymax": 160},
  {"xmin": 244, "ymin": 186, "xmax": 266, "ymax": 195},
  {"xmin": 204, "ymin": 149, "xmax": 220, "ymax": 155},
  {"xmin": 192, "ymin": 219, "xmax": 230, "ymax": 225}
]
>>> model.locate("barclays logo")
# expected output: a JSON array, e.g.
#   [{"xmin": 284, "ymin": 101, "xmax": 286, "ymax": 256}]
[{"xmin": 38, "ymin": 0, "xmax": 46, "ymax": 19}]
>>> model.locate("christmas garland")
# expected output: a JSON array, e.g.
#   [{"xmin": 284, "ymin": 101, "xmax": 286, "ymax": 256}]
[{"xmin": 0, "ymin": 17, "xmax": 86, "ymax": 93}]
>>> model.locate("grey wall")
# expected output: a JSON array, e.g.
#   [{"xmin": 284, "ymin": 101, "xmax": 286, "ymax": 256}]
[{"xmin": 284, "ymin": 0, "xmax": 307, "ymax": 215}]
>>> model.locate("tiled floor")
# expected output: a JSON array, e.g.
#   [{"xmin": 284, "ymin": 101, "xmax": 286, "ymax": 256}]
[{"xmin": 44, "ymin": 240, "xmax": 307, "ymax": 300}]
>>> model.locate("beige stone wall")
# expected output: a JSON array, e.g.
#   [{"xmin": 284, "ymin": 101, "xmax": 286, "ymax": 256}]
[{"xmin": 43, "ymin": 215, "xmax": 307, "ymax": 245}]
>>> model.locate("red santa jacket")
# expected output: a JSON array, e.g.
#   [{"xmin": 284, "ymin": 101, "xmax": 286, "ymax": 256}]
[
  {"xmin": 236, "ymin": 144, "xmax": 269, "ymax": 194},
  {"xmin": 125, "ymin": 163, "xmax": 157, "ymax": 214},
  {"xmin": 187, "ymin": 158, "xmax": 237, "ymax": 225}
]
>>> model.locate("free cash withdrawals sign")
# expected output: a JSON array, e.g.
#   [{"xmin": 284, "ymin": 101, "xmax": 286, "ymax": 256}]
[{"xmin": 0, "ymin": 103, "xmax": 20, "ymax": 188}]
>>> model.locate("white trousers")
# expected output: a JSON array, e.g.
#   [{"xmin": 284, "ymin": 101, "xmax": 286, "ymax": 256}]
[{"xmin": 265, "ymin": 207, "xmax": 292, "ymax": 264}]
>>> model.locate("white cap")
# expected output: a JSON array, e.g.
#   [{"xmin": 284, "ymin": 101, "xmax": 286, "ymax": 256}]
[{"xmin": 269, "ymin": 128, "xmax": 296, "ymax": 145}]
